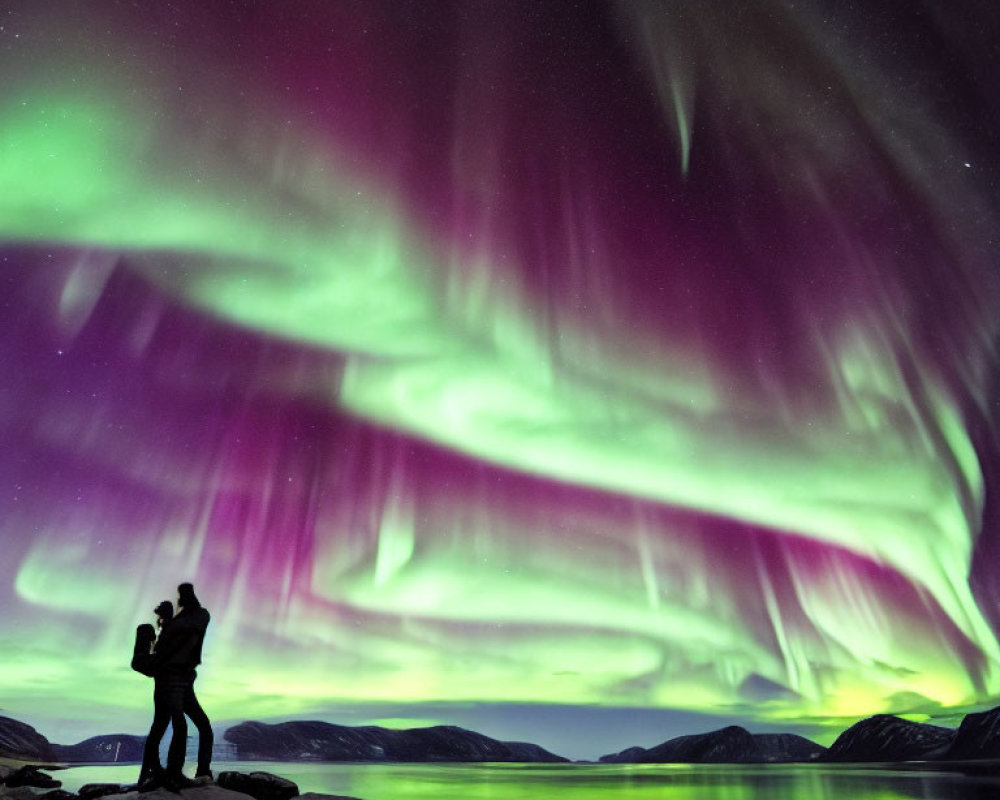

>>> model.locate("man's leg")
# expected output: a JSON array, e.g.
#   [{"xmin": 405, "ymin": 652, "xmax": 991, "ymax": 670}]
[
  {"xmin": 162, "ymin": 678, "xmax": 189, "ymax": 778},
  {"xmin": 183, "ymin": 683, "xmax": 214, "ymax": 778}
]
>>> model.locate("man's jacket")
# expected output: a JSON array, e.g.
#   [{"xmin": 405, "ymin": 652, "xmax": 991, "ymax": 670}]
[{"xmin": 151, "ymin": 607, "xmax": 211, "ymax": 675}]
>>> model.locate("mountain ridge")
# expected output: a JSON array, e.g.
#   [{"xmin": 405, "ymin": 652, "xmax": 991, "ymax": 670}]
[{"xmin": 4, "ymin": 706, "xmax": 1000, "ymax": 765}]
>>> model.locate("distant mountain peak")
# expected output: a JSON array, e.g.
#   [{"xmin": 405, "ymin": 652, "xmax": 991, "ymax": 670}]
[
  {"xmin": 600, "ymin": 725, "xmax": 825, "ymax": 763},
  {"xmin": 223, "ymin": 719, "xmax": 569, "ymax": 763},
  {"xmin": 823, "ymin": 714, "xmax": 955, "ymax": 762}
]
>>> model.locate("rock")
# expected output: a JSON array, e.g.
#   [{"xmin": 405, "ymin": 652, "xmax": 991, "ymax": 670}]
[
  {"xmin": 944, "ymin": 705, "xmax": 1000, "ymax": 760},
  {"xmin": 0, "ymin": 786, "xmax": 42, "ymax": 800},
  {"xmin": 180, "ymin": 788, "xmax": 251, "ymax": 800},
  {"xmin": 96, "ymin": 782, "xmax": 350, "ymax": 800},
  {"xmin": 78, "ymin": 784, "xmax": 131, "ymax": 800},
  {"xmin": 225, "ymin": 720, "xmax": 568, "ymax": 763},
  {"xmin": 0, "ymin": 717, "xmax": 58, "ymax": 762},
  {"xmin": 823, "ymin": 715, "xmax": 955, "ymax": 762},
  {"xmin": 40, "ymin": 791, "xmax": 79, "ymax": 800},
  {"xmin": 54, "ymin": 737, "xmax": 146, "ymax": 763},
  {"xmin": 112, "ymin": 789, "xmax": 249, "ymax": 800},
  {"xmin": 297, "ymin": 794, "xmax": 365, "ymax": 800},
  {"xmin": 114, "ymin": 792, "xmax": 157, "ymax": 800},
  {"xmin": 216, "ymin": 772, "xmax": 298, "ymax": 800},
  {"xmin": 5, "ymin": 766, "xmax": 62, "ymax": 789}
]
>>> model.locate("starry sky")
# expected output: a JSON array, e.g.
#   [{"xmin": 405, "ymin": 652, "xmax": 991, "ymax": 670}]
[{"xmin": 1, "ymin": 0, "xmax": 999, "ymax": 761}]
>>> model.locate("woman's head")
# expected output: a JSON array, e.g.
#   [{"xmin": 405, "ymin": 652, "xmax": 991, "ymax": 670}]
[
  {"xmin": 154, "ymin": 600, "xmax": 174, "ymax": 622},
  {"xmin": 177, "ymin": 582, "xmax": 202, "ymax": 610}
]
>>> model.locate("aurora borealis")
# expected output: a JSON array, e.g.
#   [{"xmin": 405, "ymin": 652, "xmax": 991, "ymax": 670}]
[{"xmin": 1, "ymin": 0, "xmax": 999, "ymax": 760}]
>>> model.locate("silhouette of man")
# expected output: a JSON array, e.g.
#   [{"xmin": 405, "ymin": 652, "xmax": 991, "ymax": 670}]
[{"xmin": 138, "ymin": 583, "xmax": 214, "ymax": 791}]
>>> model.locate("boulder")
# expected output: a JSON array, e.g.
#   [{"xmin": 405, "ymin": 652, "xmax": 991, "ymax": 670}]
[
  {"xmin": 177, "ymin": 787, "xmax": 255, "ymax": 800},
  {"xmin": 0, "ymin": 786, "xmax": 42, "ymax": 800},
  {"xmin": 78, "ymin": 784, "xmax": 131, "ymax": 800},
  {"xmin": 114, "ymin": 788, "xmax": 252, "ymax": 800},
  {"xmin": 40, "ymin": 791, "xmax": 79, "ymax": 800},
  {"xmin": 297, "ymin": 794, "xmax": 365, "ymax": 800},
  {"xmin": 4, "ymin": 766, "xmax": 62, "ymax": 789},
  {"xmin": 216, "ymin": 772, "xmax": 298, "ymax": 800}
]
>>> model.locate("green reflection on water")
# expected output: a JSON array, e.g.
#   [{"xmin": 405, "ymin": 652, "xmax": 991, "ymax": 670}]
[{"xmin": 57, "ymin": 762, "xmax": 1000, "ymax": 800}]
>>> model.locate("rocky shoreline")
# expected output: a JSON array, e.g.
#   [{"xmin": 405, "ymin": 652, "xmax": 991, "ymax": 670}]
[{"xmin": 0, "ymin": 765, "xmax": 360, "ymax": 800}]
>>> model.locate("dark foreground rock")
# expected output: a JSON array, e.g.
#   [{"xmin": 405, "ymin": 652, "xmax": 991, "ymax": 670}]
[
  {"xmin": 944, "ymin": 705, "xmax": 1000, "ymax": 760},
  {"xmin": 0, "ymin": 770, "xmax": 363, "ymax": 800},
  {"xmin": 217, "ymin": 771, "xmax": 298, "ymax": 800},
  {"xmin": 0, "ymin": 717, "xmax": 58, "ymax": 762},
  {"xmin": 0, "ymin": 787, "xmax": 43, "ymax": 800},
  {"xmin": 77, "ymin": 783, "xmax": 132, "ymax": 800},
  {"xmin": 3, "ymin": 765, "xmax": 63, "ymax": 788},
  {"xmin": 38, "ymin": 791, "xmax": 78, "ymax": 800},
  {"xmin": 109, "ymin": 787, "xmax": 289, "ymax": 800},
  {"xmin": 822, "ymin": 714, "xmax": 955, "ymax": 762},
  {"xmin": 600, "ymin": 726, "xmax": 826, "ymax": 763},
  {"xmin": 225, "ymin": 720, "xmax": 569, "ymax": 762},
  {"xmin": 298, "ymin": 794, "xmax": 366, "ymax": 800},
  {"xmin": 54, "ymin": 737, "xmax": 146, "ymax": 764}
]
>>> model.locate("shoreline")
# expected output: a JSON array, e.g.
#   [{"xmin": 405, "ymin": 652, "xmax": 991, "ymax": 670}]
[
  {"xmin": 0, "ymin": 757, "xmax": 66, "ymax": 771},
  {"xmin": 44, "ymin": 757, "xmax": 1000, "ymax": 769}
]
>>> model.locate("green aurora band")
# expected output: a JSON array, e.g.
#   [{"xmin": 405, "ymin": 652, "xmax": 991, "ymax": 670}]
[{"xmin": 1, "ymin": 0, "xmax": 999, "ymax": 755}]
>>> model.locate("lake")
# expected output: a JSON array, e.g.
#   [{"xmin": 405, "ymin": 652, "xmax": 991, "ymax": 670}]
[{"xmin": 52, "ymin": 760, "xmax": 1000, "ymax": 800}]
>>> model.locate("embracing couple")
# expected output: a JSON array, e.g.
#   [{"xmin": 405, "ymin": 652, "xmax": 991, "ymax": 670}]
[{"xmin": 131, "ymin": 582, "xmax": 214, "ymax": 793}]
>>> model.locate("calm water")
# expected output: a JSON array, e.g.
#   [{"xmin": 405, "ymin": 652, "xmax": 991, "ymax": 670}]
[{"xmin": 53, "ymin": 760, "xmax": 1000, "ymax": 800}]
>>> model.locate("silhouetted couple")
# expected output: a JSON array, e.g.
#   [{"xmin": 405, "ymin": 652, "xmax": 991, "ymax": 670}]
[{"xmin": 131, "ymin": 582, "xmax": 213, "ymax": 792}]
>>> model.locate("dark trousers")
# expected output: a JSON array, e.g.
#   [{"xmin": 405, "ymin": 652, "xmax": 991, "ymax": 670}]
[{"xmin": 140, "ymin": 672, "xmax": 213, "ymax": 780}]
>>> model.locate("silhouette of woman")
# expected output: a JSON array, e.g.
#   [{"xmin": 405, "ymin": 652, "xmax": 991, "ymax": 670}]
[{"xmin": 132, "ymin": 601, "xmax": 173, "ymax": 786}]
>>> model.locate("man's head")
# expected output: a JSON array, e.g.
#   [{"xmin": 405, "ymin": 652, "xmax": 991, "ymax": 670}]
[{"xmin": 177, "ymin": 582, "xmax": 202, "ymax": 611}]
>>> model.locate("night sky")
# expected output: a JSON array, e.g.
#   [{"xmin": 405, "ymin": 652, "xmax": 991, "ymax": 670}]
[{"xmin": 1, "ymin": 0, "xmax": 999, "ymax": 761}]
